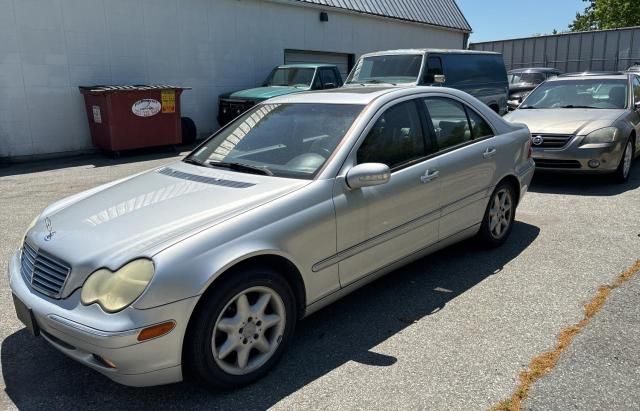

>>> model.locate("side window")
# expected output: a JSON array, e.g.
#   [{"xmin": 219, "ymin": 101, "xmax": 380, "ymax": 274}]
[
  {"xmin": 423, "ymin": 56, "xmax": 443, "ymax": 83},
  {"xmin": 633, "ymin": 76, "xmax": 640, "ymax": 102},
  {"xmin": 466, "ymin": 108, "xmax": 494, "ymax": 138},
  {"xmin": 423, "ymin": 98, "xmax": 471, "ymax": 150},
  {"xmin": 320, "ymin": 69, "xmax": 338, "ymax": 88},
  {"xmin": 357, "ymin": 100, "xmax": 426, "ymax": 169}
]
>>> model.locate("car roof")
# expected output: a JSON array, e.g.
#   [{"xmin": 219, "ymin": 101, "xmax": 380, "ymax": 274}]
[
  {"xmin": 360, "ymin": 49, "xmax": 500, "ymax": 57},
  {"xmin": 276, "ymin": 64, "xmax": 336, "ymax": 69},
  {"xmin": 508, "ymin": 67, "xmax": 560, "ymax": 73},
  {"xmin": 265, "ymin": 86, "xmax": 472, "ymax": 105},
  {"xmin": 550, "ymin": 71, "xmax": 629, "ymax": 81}
]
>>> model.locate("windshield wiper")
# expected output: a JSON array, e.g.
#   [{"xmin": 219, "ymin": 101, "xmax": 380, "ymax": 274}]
[
  {"xmin": 183, "ymin": 157, "xmax": 206, "ymax": 167},
  {"xmin": 559, "ymin": 105, "xmax": 597, "ymax": 109},
  {"xmin": 519, "ymin": 105, "xmax": 537, "ymax": 109},
  {"xmin": 207, "ymin": 161, "xmax": 274, "ymax": 176}
]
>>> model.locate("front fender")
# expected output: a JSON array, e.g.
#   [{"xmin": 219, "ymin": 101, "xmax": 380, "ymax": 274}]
[{"xmin": 133, "ymin": 180, "xmax": 338, "ymax": 309}]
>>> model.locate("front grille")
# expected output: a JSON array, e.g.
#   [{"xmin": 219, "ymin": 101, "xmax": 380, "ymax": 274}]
[
  {"xmin": 531, "ymin": 134, "xmax": 573, "ymax": 149},
  {"xmin": 534, "ymin": 159, "xmax": 582, "ymax": 169},
  {"xmin": 20, "ymin": 241, "xmax": 71, "ymax": 298}
]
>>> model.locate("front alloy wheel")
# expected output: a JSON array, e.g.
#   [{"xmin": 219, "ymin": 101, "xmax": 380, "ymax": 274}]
[
  {"xmin": 185, "ymin": 268, "xmax": 296, "ymax": 388},
  {"xmin": 212, "ymin": 286, "xmax": 286, "ymax": 375},
  {"xmin": 615, "ymin": 139, "xmax": 634, "ymax": 183}
]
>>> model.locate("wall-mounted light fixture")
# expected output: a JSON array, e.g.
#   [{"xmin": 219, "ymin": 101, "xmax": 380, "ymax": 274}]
[{"xmin": 319, "ymin": 12, "xmax": 328, "ymax": 22}]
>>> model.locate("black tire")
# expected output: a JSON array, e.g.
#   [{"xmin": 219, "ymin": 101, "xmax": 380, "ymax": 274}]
[
  {"xmin": 614, "ymin": 138, "xmax": 634, "ymax": 183},
  {"xmin": 181, "ymin": 117, "xmax": 197, "ymax": 145},
  {"xmin": 477, "ymin": 181, "xmax": 516, "ymax": 248},
  {"xmin": 185, "ymin": 267, "xmax": 296, "ymax": 389}
]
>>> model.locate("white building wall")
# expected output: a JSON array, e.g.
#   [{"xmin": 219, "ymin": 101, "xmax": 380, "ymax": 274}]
[{"xmin": 0, "ymin": 0, "xmax": 465, "ymax": 158}]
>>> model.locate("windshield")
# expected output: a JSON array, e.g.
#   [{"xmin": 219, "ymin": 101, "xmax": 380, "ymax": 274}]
[
  {"xmin": 264, "ymin": 68, "xmax": 315, "ymax": 87},
  {"xmin": 520, "ymin": 79, "xmax": 629, "ymax": 109},
  {"xmin": 187, "ymin": 103, "xmax": 364, "ymax": 179},
  {"xmin": 508, "ymin": 72, "xmax": 546, "ymax": 85},
  {"xmin": 346, "ymin": 54, "xmax": 423, "ymax": 85}
]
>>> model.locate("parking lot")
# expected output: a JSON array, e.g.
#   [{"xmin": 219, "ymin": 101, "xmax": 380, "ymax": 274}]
[{"xmin": 0, "ymin": 151, "xmax": 638, "ymax": 410}]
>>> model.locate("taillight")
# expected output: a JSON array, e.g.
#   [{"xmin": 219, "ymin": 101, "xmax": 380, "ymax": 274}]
[{"xmin": 527, "ymin": 138, "xmax": 532, "ymax": 158}]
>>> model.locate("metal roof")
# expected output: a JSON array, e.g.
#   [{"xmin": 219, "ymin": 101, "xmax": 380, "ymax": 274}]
[{"xmin": 293, "ymin": 0, "xmax": 471, "ymax": 32}]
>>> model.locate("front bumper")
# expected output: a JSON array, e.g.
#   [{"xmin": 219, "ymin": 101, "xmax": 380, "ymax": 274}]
[
  {"xmin": 532, "ymin": 136, "xmax": 625, "ymax": 173},
  {"xmin": 8, "ymin": 250, "xmax": 198, "ymax": 387}
]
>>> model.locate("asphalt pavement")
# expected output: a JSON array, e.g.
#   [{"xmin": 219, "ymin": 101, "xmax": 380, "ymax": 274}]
[
  {"xmin": 0, "ymin": 150, "xmax": 638, "ymax": 410},
  {"xmin": 523, "ymin": 272, "xmax": 640, "ymax": 410}
]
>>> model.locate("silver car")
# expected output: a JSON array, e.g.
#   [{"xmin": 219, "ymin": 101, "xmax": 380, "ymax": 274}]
[
  {"xmin": 504, "ymin": 71, "xmax": 640, "ymax": 182},
  {"xmin": 9, "ymin": 86, "xmax": 534, "ymax": 388}
]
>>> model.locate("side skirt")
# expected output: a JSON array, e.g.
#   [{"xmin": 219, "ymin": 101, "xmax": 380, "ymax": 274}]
[{"xmin": 303, "ymin": 223, "xmax": 481, "ymax": 318}]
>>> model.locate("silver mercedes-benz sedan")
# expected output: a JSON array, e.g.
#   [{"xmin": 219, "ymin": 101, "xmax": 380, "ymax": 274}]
[
  {"xmin": 10, "ymin": 86, "xmax": 534, "ymax": 388},
  {"xmin": 504, "ymin": 71, "xmax": 640, "ymax": 182}
]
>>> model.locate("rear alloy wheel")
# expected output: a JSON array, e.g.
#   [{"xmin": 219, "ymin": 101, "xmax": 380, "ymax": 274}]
[
  {"xmin": 478, "ymin": 182, "xmax": 516, "ymax": 247},
  {"xmin": 615, "ymin": 139, "xmax": 634, "ymax": 183},
  {"xmin": 185, "ymin": 268, "xmax": 296, "ymax": 388}
]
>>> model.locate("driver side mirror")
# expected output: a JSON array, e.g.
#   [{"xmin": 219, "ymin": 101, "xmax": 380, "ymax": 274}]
[
  {"xmin": 635, "ymin": 101, "xmax": 640, "ymax": 111},
  {"xmin": 346, "ymin": 163, "xmax": 390, "ymax": 189}
]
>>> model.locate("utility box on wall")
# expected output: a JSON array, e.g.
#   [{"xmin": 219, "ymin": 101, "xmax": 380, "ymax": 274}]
[{"xmin": 79, "ymin": 85, "xmax": 191, "ymax": 154}]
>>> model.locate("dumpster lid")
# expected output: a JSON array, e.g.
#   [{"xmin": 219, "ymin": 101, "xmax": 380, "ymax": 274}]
[{"xmin": 79, "ymin": 85, "xmax": 192, "ymax": 93}]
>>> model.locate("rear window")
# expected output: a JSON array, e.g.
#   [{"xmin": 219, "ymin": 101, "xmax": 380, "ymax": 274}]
[{"xmin": 439, "ymin": 54, "xmax": 507, "ymax": 85}]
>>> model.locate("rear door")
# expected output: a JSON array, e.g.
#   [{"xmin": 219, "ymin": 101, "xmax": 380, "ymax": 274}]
[{"xmin": 421, "ymin": 96, "xmax": 500, "ymax": 238}]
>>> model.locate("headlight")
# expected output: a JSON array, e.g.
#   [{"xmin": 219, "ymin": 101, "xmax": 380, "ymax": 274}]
[
  {"xmin": 581, "ymin": 127, "xmax": 619, "ymax": 145},
  {"xmin": 81, "ymin": 259, "xmax": 154, "ymax": 313}
]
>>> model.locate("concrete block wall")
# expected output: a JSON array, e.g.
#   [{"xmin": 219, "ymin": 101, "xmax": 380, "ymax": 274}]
[{"xmin": 0, "ymin": 0, "xmax": 464, "ymax": 159}]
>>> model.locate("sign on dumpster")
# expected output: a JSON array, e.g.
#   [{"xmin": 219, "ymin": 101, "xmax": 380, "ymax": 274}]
[
  {"xmin": 161, "ymin": 89, "xmax": 176, "ymax": 113},
  {"xmin": 132, "ymin": 99, "xmax": 162, "ymax": 117}
]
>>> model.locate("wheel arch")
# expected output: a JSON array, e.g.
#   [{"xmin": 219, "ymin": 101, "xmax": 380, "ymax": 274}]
[
  {"xmin": 497, "ymin": 174, "xmax": 521, "ymax": 205},
  {"xmin": 184, "ymin": 252, "xmax": 307, "ymax": 337}
]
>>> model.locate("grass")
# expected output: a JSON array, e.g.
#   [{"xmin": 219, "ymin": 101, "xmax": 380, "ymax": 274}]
[{"xmin": 491, "ymin": 260, "xmax": 640, "ymax": 411}]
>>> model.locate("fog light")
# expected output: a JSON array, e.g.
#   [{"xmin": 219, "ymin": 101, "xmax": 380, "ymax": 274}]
[
  {"xmin": 137, "ymin": 321, "xmax": 175, "ymax": 342},
  {"xmin": 588, "ymin": 160, "xmax": 600, "ymax": 168}
]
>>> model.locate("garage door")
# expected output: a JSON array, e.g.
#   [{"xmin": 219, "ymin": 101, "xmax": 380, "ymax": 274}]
[{"xmin": 284, "ymin": 49, "xmax": 352, "ymax": 82}]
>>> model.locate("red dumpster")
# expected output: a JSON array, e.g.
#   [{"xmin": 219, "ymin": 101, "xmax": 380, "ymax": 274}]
[{"xmin": 79, "ymin": 85, "xmax": 191, "ymax": 153}]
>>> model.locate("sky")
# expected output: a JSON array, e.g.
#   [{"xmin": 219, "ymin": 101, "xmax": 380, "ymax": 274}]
[{"xmin": 456, "ymin": 0, "xmax": 588, "ymax": 43}]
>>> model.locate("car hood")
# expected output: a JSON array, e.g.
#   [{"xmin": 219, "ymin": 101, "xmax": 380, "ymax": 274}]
[
  {"xmin": 25, "ymin": 161, "xmax": 308, "ymax": 296},
  {"xmin": 225, "ymin": 86, "xmax": 306, "ymax": 101},
  {"xmin": 503, "ymin": 108, "xmax": 625, "ymax": 135}
]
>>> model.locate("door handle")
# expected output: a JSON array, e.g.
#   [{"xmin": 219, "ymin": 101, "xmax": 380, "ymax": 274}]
[
  {"xmin": 420, "ymin": 169, "xmax": 440, "ymax": 183},
  {"xmin": 483, "ymin": 147, "xmax": 497, "ymax": 159}
]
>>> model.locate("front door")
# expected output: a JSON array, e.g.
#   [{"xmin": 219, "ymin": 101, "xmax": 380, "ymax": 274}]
[{"xmin": 333, "ymin": 99, "xmax": 442, "ymax": 287}]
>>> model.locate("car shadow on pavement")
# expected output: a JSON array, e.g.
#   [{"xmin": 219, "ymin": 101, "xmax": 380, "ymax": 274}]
[
  {"xmin": 529, "ymin": 164, "xmax": 640, "ymax": 196},
  {"xmin": 2, "ymin": 221, "xmax": 539, "ymax": 411},
  {"xmin": 0, "ymin": 144, "xmax": 198, "ymax": 178}
]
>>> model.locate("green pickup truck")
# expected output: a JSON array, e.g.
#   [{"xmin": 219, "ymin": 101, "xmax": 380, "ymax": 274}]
[{"xmin": 218, "ymin": 64, "xmax": 343, "ymax": 126}]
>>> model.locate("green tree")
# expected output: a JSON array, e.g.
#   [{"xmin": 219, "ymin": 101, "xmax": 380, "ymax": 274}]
[{"xmin": 570, "ymin": 0, "xmax": 640, "ymax": 31}]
